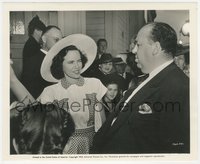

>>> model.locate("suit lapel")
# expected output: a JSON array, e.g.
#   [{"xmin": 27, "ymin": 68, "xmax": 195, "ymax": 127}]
[
  {"xmin": 107, "ymin": 62, "xmax": 178, "ymax": 135},
  {"xmin": 108, "ymin": 82, "xmax": 159, "ymax": 135}
]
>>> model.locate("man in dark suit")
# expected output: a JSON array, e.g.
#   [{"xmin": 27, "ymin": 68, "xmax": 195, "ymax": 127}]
[
  {"xmin": 92, "ymin": 22, "xmax": 189, "ymax": 154},
  {"xmin": 22, "ymin": 26, "xmax": 63, "ymax": 98},
  {"xmin": 113, "ymin": 56, "xmax": 133, "ymax": 90}
]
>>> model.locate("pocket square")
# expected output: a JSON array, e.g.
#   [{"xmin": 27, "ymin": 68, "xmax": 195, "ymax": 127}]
[{"xmin": 138, "ymin": 103, "xmax": 152, "ymax": 114}]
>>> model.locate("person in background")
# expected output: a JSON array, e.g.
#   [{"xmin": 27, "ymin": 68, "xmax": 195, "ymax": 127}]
[
  {"xmin": 22, "ymin": 15, "xmax": 46, "ymax": 79},
  {"xmin": 113, "ymin": 54, "xmax": 133, "ymax": 90},
  {"xmin": 183, "ymin": 51, "xmax": 189, "ymax": 77},
  {"xmin": 82, "ymin": 38, "xmax": 108, "ymax": 77},
  {"xmin": 174, "ymin": 44, "xmax": 189, "ymax": 77},
  {"xmin": 93, "ymin": 53, "xmax": 114, "ymax": 81},
  {"xmin": 97, "ymin": 38, "xmax": 108, "ymax": 59},
  {"xmin": 39, "ymin": 34, "xmax": 107, "ymax": 154},
  {"xmin": 93, "ymin": 53, "xmax": 126, "ymax": 92},
  {"xmin": 101, "ymin": 80, "xmax": 121, "ymax": 119},
  {"xmin": 21, "ymin": 25, "xmax": 63, "ymax": 98},
  {"xmin": 41, "ymin": 26, "xmax": 63, "ymax": 52}
]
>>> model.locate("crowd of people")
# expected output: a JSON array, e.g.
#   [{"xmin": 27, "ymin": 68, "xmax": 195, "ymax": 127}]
[{"xmin": 10, "ymin": 15, "xmax": 190, "ymax": 154}]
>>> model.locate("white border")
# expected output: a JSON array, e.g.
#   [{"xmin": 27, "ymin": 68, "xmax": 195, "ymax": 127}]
[{"xmin": 0, "ymin": 0, "xmax": 200, "ymax": 163}]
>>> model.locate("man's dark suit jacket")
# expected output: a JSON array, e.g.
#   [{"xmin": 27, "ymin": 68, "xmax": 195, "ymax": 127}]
[
  {"xmin": 21, "ymin": 50, "xmax": 53, "ymax": 99},
  {"xmin": 92, "ymin": 63, "xmax": 189, "ymax": 154}
]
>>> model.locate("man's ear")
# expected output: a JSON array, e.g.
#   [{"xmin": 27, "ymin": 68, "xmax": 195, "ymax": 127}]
[{"xmin": 152, "ymin": 41, "xmax": 162, "ymax": 56}]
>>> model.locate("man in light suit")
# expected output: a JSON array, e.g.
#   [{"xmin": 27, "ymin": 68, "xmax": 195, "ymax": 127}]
[{"xmin": 92, "ymin": 22, "xmax": 189, "ymax": 154}]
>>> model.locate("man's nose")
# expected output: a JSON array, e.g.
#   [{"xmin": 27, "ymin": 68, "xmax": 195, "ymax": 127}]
[{"xmin": 132, "ymin": 45, "xmax": 138, "ymax": 54}]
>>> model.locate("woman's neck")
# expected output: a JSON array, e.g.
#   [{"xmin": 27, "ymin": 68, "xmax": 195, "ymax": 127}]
[{"xmin": 64, "ymin": 73, "xmax": 80, "ymax": 84}]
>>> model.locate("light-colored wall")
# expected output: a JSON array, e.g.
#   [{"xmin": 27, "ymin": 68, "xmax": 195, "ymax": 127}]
[
  {"xmin": 129, "ymin": 11, "xmax": 145, "ymax": 43},
  {"xmin": 86, "ymin": 11, "xmax": 131, "ymax": 56},
  {"xmin": 58, "ymin": 11, "xmax": 86, "ymax": 37}
]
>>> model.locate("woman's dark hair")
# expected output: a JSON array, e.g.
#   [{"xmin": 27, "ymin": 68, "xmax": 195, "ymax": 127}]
[
  {"xmin": 28, "ymin": 15, "xmax": 46, "ymax": 37},
  {"xmin": 51, "ymin": 45, "xmax": 88, "ymax": 80},
  {"xmin": 104, "ymin": 80, "xmax": 121, "ymax": 104},
  {"xmin": 11, "ymin": 103, "xmax": 75, "ymax": 154}
]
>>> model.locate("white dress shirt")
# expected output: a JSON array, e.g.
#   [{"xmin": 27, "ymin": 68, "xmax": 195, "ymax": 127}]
[
  {"xmin": 111, "ymin": 60, "xmax": 173, "ymax": 125},
  {"xmin": 40, "ymin": 49, "xmax": 47, "ymax": 55}
]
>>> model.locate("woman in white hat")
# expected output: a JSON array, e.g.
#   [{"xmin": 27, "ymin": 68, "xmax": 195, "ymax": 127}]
[{"xmin": 38, "ymin": 34, "xmax": 107, "ymax": 154}]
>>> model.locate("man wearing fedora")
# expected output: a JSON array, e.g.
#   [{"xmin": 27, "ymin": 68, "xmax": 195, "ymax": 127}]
[
  {"xmin": 93, "ymin": 53, "xmax": 114, "ymax": 81},
  {"xmin": 92, "ymin": 22, "xmax": 189, "ymax": 153},
  {"xmin": 113, "ymin": 54, "xmax": 133, "ymax": 90}
]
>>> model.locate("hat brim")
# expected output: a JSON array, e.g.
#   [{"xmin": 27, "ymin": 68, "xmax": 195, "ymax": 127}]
[
  {"xmin": 113, "ymin": 57, "xmax": 126, "ymax": 64},
  {"xmin": 115, "ymin": 62, "xmax": 126, "ymax": 65},
  {"xmin": 41, "ymin": 34, "xmax": 97, "ymax": 82},
  {"xmin": 98, "ymin": 59, "xmax": 113, "ymax": 64}
]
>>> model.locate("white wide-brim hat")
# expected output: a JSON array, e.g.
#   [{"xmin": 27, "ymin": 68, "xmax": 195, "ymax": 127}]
[{"xmin": 41, "ymin": 34, "xmax": 97, "ymax": 83}]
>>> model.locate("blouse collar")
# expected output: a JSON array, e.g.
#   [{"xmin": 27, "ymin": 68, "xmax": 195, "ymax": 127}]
[{"xmin": 61, "ymin": 76, "xmax": 85, "ymax": 90}]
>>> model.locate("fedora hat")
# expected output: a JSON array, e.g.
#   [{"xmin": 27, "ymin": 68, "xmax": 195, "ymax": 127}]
[
  {"xmin": 113, "ymin": 57, "xmax": 126, "ymax": 65},
  {"xmin": 98, "ymin": 53, "xmax": 113, "ymax": 64},
  {"xmin": 115, "ymin": 54, "xmax": 127, "ymax": 64},
  {"xmin": 41, "ymin": 34, "xmax": 97, "ymax": 83}
]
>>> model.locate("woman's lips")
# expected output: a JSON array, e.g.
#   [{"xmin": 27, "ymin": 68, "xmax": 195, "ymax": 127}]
[{"xmin": 73, "ymin": 70, "xmax": 80, "ymax": 74}]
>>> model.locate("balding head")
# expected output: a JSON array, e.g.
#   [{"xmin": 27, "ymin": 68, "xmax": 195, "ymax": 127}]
[
  {"xmin": 42, "ymin": 26, "xmax": 63, "ymax": 51},
  {"xmin": 132, "ymin": 22, "xmax": 177, "ymax": 74}
]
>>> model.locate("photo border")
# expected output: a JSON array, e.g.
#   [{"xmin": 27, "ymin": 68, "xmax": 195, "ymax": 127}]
[{"xmin": 2, "ymin": 2, "xmax": 198, "ymax": 161}]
